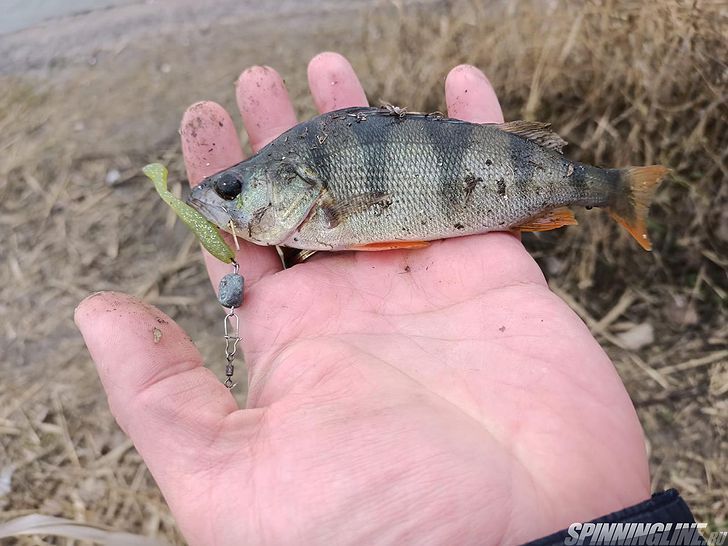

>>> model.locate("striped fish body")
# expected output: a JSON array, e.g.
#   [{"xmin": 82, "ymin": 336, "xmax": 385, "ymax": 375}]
[{"xmin": 188, "ymin": 107, "xmax": 667, "ymax": 251}]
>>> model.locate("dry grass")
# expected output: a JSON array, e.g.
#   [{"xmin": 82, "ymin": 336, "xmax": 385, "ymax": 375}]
[{"xmin": 0, "ymin": 0, "xmax": 725, "ymax": 543}]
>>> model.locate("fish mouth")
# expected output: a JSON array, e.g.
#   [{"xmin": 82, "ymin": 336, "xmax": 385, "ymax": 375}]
[{"xmin": 187, "ymin": 185, "xmax": 234, "ymax": 230}]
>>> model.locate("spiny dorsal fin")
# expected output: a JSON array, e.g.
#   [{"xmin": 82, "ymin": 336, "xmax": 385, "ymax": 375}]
[{"xmin": 497, "ymin": 120, "xmax": 568, "ymax": 153}]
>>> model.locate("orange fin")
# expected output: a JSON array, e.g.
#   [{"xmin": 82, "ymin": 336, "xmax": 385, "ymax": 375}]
[
  {"xmin": 352, "ymin": 241, "xmax": 431, "ymax": 251},
  {"xmin": 515, "ymin": 208, "xmax": 578, "ymax": 232},
  {"xmin": 609, "ymin": 166, "xmax": 669, "ymax": 251}
]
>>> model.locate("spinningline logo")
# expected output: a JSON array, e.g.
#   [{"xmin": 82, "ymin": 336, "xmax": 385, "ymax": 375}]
[{"xmin": 563, "ymin": 522, "xmax": 726, "ymax": 546}]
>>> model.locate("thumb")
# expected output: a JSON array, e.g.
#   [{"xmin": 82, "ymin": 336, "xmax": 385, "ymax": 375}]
[{"xmin": 74, "ymin": 291, "xmax": 246, "ymax": 482}]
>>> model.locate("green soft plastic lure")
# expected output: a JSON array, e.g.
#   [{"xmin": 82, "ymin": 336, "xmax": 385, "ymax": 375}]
[{"xmin": 142, "ymin": 163, "xmax": 235, "ymax": 264}]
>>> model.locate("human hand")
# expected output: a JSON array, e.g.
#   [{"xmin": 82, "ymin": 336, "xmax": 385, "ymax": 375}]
[{"xmin": 76, "ymin": 52, "xmax": 650, "ymax": 546}]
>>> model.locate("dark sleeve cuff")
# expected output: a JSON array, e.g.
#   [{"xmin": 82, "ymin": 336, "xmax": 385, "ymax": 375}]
[{"xmin": 523, "ymin": 489, "xmax": 705, "ymax": 545}]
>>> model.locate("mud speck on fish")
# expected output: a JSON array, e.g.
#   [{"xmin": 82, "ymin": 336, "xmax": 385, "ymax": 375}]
[
  {"xmin": 497, "ymin": 178, "xmax": 506, "ymax": 196},
  {"xmin": 463, "ymin": 173, "xmax": 480, "ymax": 205}
]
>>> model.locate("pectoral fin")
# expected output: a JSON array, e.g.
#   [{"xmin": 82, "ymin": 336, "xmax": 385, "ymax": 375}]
[
  {"xmin": 320, "ymin": 191, "xmax": 392, "ymax": 228},
  {"xmin": 514, "ymin": 208, "xmax": 578, "ymax": 232}
]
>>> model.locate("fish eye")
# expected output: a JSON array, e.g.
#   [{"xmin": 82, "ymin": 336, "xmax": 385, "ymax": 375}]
[{"xmin": 213, "ymin": 172, "xmax": 242, "ymax": 200}]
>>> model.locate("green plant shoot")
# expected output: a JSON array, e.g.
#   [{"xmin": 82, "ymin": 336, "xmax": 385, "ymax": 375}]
[{"xmin": 142, "ymin": 163, "xmax": 235, "ymax": 264}]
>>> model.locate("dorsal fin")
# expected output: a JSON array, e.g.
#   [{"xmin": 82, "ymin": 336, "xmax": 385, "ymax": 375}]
[{"xmin": 497, "ymin": 120, "xmax": 568, "ymax": 153}]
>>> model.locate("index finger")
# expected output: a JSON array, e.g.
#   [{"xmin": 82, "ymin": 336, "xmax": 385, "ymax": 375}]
[
  {"xmin": 445, "ymin": 65, "xmax": 504, "ymax": 123},
  {"xmin": 307, "ymin": 52, "xmax": 368, "ymax": 112},
  {"xmin": 236, "ymin": 65, "xmax": 298, "ymax": 152}
]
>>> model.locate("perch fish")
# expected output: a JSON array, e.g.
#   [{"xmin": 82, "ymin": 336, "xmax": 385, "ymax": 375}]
[{"xmin": 187, "ymin": 106, "xmax": 669, "ymax": 252}]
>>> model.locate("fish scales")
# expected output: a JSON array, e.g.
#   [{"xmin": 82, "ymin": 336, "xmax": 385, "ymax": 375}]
[
  {"xmin": 289, "ymin": 111, "xmax": 580, "ymax": 248},
  {"xmin": 188, "ymin": 107, "xmax": 669, "ymax": 252}
]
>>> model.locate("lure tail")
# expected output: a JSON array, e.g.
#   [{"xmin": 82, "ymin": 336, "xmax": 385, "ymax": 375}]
[
  {"xmin": 142, "ymin": 163, "xmax": 235, "ymax": 263},
  {"xmin": 608, "ymin": 165, "xmax": 669, "ymax": 251}
]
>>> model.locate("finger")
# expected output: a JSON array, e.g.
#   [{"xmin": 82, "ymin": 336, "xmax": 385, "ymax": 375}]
[
  {"xmin": 307, "ymin": 51, "xmax": 368, "ymax": 112},
  {"xmin": 181, "ymin": 101, "xmax": 281, "ymax": 288},
  {"xmin": 74, "ymin": 292, "xmax": 246, "ymax": 480},
  {"xmin": 236, "ymin": 65, "xmax": 298, "ymax": 152},
  {"xmin": 445, "ymin": 64, "xmax": 504, "ymax": 123},
  {"xmin": 181, "ymin": 101, "xmax": 244, "ymax": 185}
]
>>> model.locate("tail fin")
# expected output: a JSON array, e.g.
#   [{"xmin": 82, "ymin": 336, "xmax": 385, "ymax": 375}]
[{"xmin": 608, "ymin": 166, "xmax": 669, "ymax": 251}]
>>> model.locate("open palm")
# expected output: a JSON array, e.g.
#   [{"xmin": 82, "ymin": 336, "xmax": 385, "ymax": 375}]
[{"xmin": 76, "ymin": 52, "xmax": 649, "ymax": 546}]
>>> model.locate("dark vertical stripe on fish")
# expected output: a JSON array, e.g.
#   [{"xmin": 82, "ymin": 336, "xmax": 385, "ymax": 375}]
[
  {"xmin": 603, "ymin": 168, "xmax": 621, "ymax": 191},
  {"xmin": 569, "ymin": 162, "xmax": 588, "ymax": 190},
  {"xmin": 602, "ymin": 167, "xmax": 625, "ymax": 211},
  {"xmin": 305, "ymin": 117, "xmax": 333, "ymax": 188},
  {"xmin": 422, "ymin": 119, "xmax": 472, "ymax": 217},
  {"xmin": 352, "ymin": 114, "xmax": 391, "ymax": 198},
  {"xmin": 508, "ymin": 133, "xmax": 536, "ymax": 188}
]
